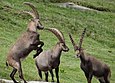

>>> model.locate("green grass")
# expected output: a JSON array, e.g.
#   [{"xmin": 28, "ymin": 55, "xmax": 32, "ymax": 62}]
[
  {"xmin": 41, "ymin": 0, "xmax": 115, "ymax": 12},
  {"xmin": 0, "ymin": 0, "xmax": 115, "ymax": 83},
  {"xmin": 70, "ymin": 0, "xmax": 115, "ymax": 12}
]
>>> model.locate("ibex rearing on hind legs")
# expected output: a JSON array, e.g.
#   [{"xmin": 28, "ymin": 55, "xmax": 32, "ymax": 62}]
[
  {"xmin": 34, "ymin": 28, "xmax": 69, "ymax": 83},
  {"xmin": 69, "ymin": 28, "xmax": 111, "ymax": 83},
  {"xmin": 6, "ymin": 2, "xmax": 44, "ymax": 83}
]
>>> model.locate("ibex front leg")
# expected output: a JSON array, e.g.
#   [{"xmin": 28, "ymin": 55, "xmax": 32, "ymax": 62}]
[
  {"xmin": 33, "ymin": 41, "xmax": 44, "ymax": 58},
  {"xmin": 55, "ymin": 66, "xmax": 60, "ymax": 83},
  {"xmin": 85, "ymin": 72, "xmax": 93, "ymax": 83},
  {"xmin": 38, "ymin": 41, "xmax": 44, "ymax": 48},
  {"xmin": 50, "ymin": 69, "xmax": 54, "ymax": 82},
  {"xmin": 45, "ymin": 72, "xmax": 48, "ymax": 82}
]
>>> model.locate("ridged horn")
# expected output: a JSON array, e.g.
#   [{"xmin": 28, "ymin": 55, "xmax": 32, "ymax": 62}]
[
  {"xmin": 23, "ymin": 2, "xmax": 39, "ymax": 18},
  {"xmin": 21, "ymin": 11, "xmax": 36, "ymax": 18},
  {"xmin": 45, "ymin": 28, "xmax": 65, "ymax": 43},
  {"xmin": 69, "ymin": 33, "xmax": 79, "ymax": 51},
  {"xmin": 79, "ymin": 28, "xmax": 86, "ymax": 49}
]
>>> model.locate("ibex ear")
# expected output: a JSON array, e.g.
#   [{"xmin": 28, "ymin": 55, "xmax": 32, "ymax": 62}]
[{"xmin": 68, "ymin": 33, "xmax": 79, "ymax": 51}]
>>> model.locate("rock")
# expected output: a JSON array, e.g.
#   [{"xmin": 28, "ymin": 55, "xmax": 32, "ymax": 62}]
[
  {"xmin": 0, "ymin": 79, "xmax": 55, "ymax": 83},
  {"xmin": 57, "ymin": 2, "xmax": 97, "ymax": 11}
]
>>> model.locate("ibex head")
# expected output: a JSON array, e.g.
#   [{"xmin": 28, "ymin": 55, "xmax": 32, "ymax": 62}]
[
  {"xmin": 69, "ymin": 28, "xmax": 86, "ymax": 58},
  {"xmin": 46, "ymin": 28, "xmax": 69, "ymax": 52},
  {"xmin": 23, "ymin": 2, "xmax": 44, "ymax": 30}
]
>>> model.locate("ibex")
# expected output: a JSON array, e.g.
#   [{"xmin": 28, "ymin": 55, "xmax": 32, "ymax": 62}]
[
  {"xmin": 69, "ymin": 28, "xmax": 111, "ymax": 83},
  {"xmin": 6, "ymin": 2, "xmax": 44, "ymax": 83},
  {"xmin": 34, "ymin": 28, "xmax": 69, "ymax": 83}
]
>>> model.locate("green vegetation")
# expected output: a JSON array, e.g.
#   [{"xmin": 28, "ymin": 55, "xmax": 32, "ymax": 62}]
[
  {"xmin": 0, "ymin": 0, "xmax": 115, "ymax": 83},
  {"xmin": 70, "ymin": 0, "xmax": 115, "ymax": 12},
  {"xmin": 47, "ymin": 0, "xmax": 115, "ymax": 12}
]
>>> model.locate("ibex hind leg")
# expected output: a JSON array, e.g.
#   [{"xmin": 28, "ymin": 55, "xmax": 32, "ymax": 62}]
[
  {"xmin": 18, "ymin": 62, "xmax": 27, "ymax": 83},
  {"xmin": 104, "ymin": 70, "xmax": 111, "ymax": 83},
  {"xmin": 98, "ymin": 78, "xmax": 105, "ymax": 83},
  {"xmin": 9, "ymin": 59, "xmax": 20, "ymax": 83},
  {"xmin": 104, "ymin": 75, "xmax": 110, "ymax": 83},
  {"xmin": 10, "ymin": 68, "xmax": 18, "ymax": 83}
]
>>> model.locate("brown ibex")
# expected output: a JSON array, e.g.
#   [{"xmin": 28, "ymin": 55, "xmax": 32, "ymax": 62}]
[
  {"xmin": 69, "ymin": 28, "xmax": 111, "ymax": 83},
  {"xmin": 6, "ymin": 2, "xmax": 44, "ymax": 83},
  {"xmin": 34, "ymin": 28, "xmax": 69, "ymax": 83}
]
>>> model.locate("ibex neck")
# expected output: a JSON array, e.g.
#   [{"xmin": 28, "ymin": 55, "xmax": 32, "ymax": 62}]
[
  {"xmin": 51, "ymin": 43, "xmax": 62, "ymax": 59},
  {"xmin": 80, "ymin": 51, "xmax": 87, "ymax": 64},
  {"xmin": 27, "ymin": 21, "xmax": 37, "ymax": 32}
]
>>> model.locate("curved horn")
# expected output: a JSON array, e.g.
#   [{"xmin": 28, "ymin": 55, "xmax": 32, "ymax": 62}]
[
  {"xmin": 45, "ymin": 28, "xmax": 65, "ymax": 43},
  {"xmin": 21, "ymin": 11, "xmax": 36, "ymax": 18},
  {"xmin": 69, "ymin": 33, "xmax": 78, "ymax": 51},
  {"xmin": 23, "ymin": 2, "xmax": 39, "ymax": 18},
  {"xmin": 79, "ymin": 28, "xmax": 86, "ymax": 49}
]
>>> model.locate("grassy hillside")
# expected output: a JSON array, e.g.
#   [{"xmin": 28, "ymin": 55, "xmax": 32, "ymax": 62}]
[
  {"xmin": 43, "ymin": 0, "xmax": 115, "ymax": 12},
  {"xmin": 70, "ymin": 0, "xmax": 115, "ymax": 12},
  {"xmin": 0, "ymin": 0, "xmax": 115, "ymax": 83}
]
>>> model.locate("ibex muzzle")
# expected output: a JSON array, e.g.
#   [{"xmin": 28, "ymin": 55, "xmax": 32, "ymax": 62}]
[
  {"xmin": 61, "ymin": 43, "xmax": 69, "ymax": 52},
  {"xmin": 33, "ymin": 19, "xmax": 44, "ymax": 29}
]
